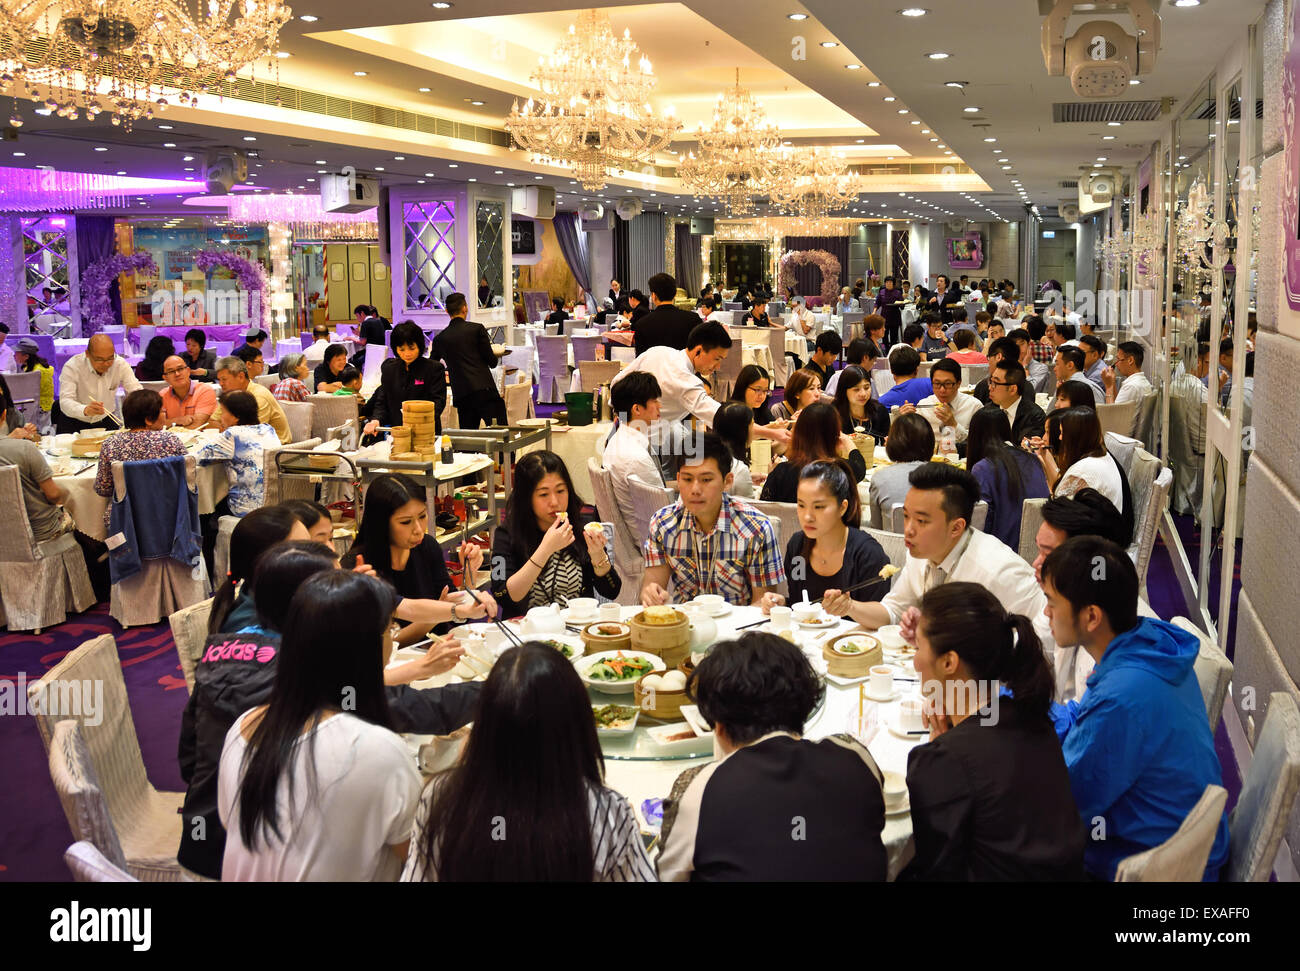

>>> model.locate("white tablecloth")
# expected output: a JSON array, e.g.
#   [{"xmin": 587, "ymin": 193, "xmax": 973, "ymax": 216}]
[
  {"xmin": 518, "ymin": 421, "xmax": 613, "ymax": 499},
  {"xmin": 402, "ymin": 603, "xmax": 918, "ymax": 878},
  {"xmin": 49, "ymin": 432, "xmax": 230, "ymax": 540}
]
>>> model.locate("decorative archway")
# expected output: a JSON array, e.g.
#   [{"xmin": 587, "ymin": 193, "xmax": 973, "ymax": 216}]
[
  {"xmin": 194, "ymin": 250, "xmax": 270, "ymax": 332},
  {"xmin": 779, "ymin": 249, "xmax": 840, "ymax": 306},
  {"xmin": 81, "ymin": 251, "xmax": 158, "ymax": 335}
]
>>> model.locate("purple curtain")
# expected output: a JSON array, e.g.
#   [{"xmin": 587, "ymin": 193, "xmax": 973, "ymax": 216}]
[
  {"xmin": 553, "ymin": 212, "xmax": 591, "ymax": 297},
  {"xmin": 781, "ymin": 235, "xmax": 849, "ymax": 298},
  {"xmin": 674, "ymin": 222, "xmax": 702, "ymax": 296},
  {"xmin": 76, "ymin": 215, "xmax": 118, "ymax": 336}
]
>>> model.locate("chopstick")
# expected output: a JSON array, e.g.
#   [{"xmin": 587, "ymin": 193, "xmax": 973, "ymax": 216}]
[
  {"xmin": 736, "ymin": 617, "xmax": 770, "ymax": 630},
  {"xmin": 465, "ymin": 587, "xmax": 523, "ymax": 648}
]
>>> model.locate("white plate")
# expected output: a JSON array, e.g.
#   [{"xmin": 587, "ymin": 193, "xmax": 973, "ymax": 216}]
[
  {"xmin": 645, "ymin": 722, "xmax": 710, "ymax": 752},
  {"xmin": 560, "ymin": 606, "xmax": 601, "ymax": 625},
  {"xmin": 679, "ymin": 704, "xmax": 715, "ymax": 739},
  {"xmin": 592, "ymin": 704, "xmax": 639, "ymax": 736},
  {"xmin": 824, "ymin": 672, "xmax": 870, "ymax": 687},
  {"xmin": 527, "ymin": 634, "xmax": 585, "ymax": 662},
  {"xmin": 688, "ymin": 602, "xmax": 732, "ymax": 618},
  {"xmin": 862, "ymin": 688, "xmax": 900, "ymax": 703},
  {"xmin": 795, "ymin": 615, "xmax": 839, "ymax": 629},
  {"xmin": 575, "ymin": 650, "xmax": 666, "ymax": 694},
  {"xmin": 887, "ymin": 716, "xmax": 929, "ymax": 741}
]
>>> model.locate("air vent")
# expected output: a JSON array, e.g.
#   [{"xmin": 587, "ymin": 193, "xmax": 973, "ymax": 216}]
[
  {"xmin": 1059, "ymin": 179, "xmax": 1079, "ymax": 189},
  {"xmin": 1052, "ymin": 100, "xmax": 1163, "ymax": 123}
]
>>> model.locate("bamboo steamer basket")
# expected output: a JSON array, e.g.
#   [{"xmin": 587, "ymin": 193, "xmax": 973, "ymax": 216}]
[
  {"xmin": 580, "ymin": 621, "xmax": 632, "ymax": 654},
  {"xmin": 628, "ymin": 608, "xmax": 692, "ymax": 667},
  {"xmin": 308, "ymin": 454, "xmax": 340, "ymax": 470},
  {"xmin": 823, "ymin": 633, "xmax": 882, "ymax": 678},
  {"xmin": 391, "ymin": 451, "xmax": 423, "ymax": 463},
  {"xmin": 633, "ymin": 671, "xmax": 689, "ymax": 720},
  {"xmin": 404, "ymin": 400, "xmax": 437, "ymax": 415}
]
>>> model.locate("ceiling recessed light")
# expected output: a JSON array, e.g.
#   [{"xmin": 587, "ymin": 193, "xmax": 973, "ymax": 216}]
[
  {"xmin": 535, "ymin": 176, "xmax": 543, "ymax": 180},
  {"xmin": 471, "ymin": 100, "xmax": 485, "ymax": 106},
  {"xmin": 506, "ymin": 182, "xmax": 515, "ymax": 186},
  {"xmin": 899, "ymin": 7, "xmax": 928, "ymax": 16},
  {"xmin": 944, "ymin": 81, "xmax": 965, "ymax": 88},
  {"xmin": 856, "ymin": 138, "xmax": 865, "ymax": 143},
  {"xmin": 1096, "ymin": 156, "xmax": 1108, "ymax": 161},
  {"xmin": 929, "ymin": 137, "xmax": 939, "ymax": 142},
  {"xmin": 432, "ymin": 1, "xmax": 453, "ymax": 7},
  {"xmin": 1173, "ymin": 0, "xmax": 1200, "ymax": 6},
  {"xmin": 93, "ymin": 146, "xmax": 108, "ymax": 152},
  {"xmin": 920, "ymin": 128, "xmax": 930, "ymax": 134},
  {"xmin": 243, "ymin": 136, "xmax": 256, "ymax": 141},
  {"xmin": 845, "ymin": 64, "xmax": 861, "ymax": 70},
  {"xmin": 963, "ymin": 106, "xmax": 981, "ymax": 113},
  {"xmin": 374, "ymin": 166, "xmax": 385, "ymax": 171},
  {"xmin": 1107, "ymin": 121, "xmax": 1121, "ymax": 127},
  {"xmin": 448, "ymin": 163, "xmax": 458, "ymax": 168},
  {"xmin": 866, "ymin": 81, "xmax": 880, "ymax": 87},
  {"xmin": 495, "ymin": 170, "xmax": 503, "ymax": 174},
  {"xmin": 1102, "ymin": 134, "xmax": 1116, "ymax": 140},
  {"xmin": 276, "ymin": 51, "xmax": 291, "ymax": 58},
  {"xmin": 353, "ymin": 71, "xmax": 367, "ymax": 77},
  {"xmin": 898, "ymin": 109, "xmax": 909, "ymax": 114},
  {"xmin": 787, "ymin": 12, "xmax": 808, "ymax": 20},
  {"xmin": 394, "ymin": 155, "xmax": 405, "ymax": 161},
  {"xmin": 983, "ymin": 136, "xmax": 996, "ymax": 142},
  {"xmin": 11, "ymin": 151, "xmax": 23, "ymax": 156},
  {"xmin": 926, "ymin": 52, "xmax": 949, "ymax": 60},
  {"xmin": 819, "ymin": 41, "xmax": 838, "ymax": 48},
  {"xmin": 418, "ymin": 87, "xmax": 431, "ymax": 93},
  {"xmin": 1001, "ymin": 165, "xmax": 1012, "ymax": 170},
  {"xmin": 184, "ymin": 167, "xmax": 194, "ymax": 171},
  {"xmin": 162, "ymin": 142, "xmax": 176, "ymax": 148},
  {"xmin": 1129, "ymin": 78, "xmax": 1142, "ymax": 85},
  {"xmin": 883, "ymin": 96, "xmax": 896, "ymax": 102},
  {"xmin": 306, "ymin": 177, "xmax": 316, "ymax": 182},
  {"xmin": 468, "ymin": 178, "xmax": 477, "ymax": 182},
  {"xmin": 910, "ymin": 120, "xmax": 920, "ymax": 125},
  {"xmin": 299, "ymin": 13, "xmax": 318, "ymax": 21},
  {"xmin": 158, "ymin": 124, "xmax": 173, "ymax": 130}
]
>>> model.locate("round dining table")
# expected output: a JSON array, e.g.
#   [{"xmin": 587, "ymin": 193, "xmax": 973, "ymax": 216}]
[{"xmin": 393, "ymin": 601, "xmax": 922, "ymax": 879}]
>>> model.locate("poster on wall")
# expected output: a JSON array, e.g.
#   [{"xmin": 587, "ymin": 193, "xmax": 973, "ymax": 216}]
[
  {"xmin": 1284, "ymin": 0, "xmax": 1300, "ymax": 311},
  {"xmin": 946, "ymin": 232, "xmax": 983, "ymax": 269}
]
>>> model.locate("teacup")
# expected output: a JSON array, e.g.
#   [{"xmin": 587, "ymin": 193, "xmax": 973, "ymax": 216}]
[
  {"xmin": 882, "ymin": 771, "xmax": 908, "ymax": 811},
  {"xmin": 769, "ymin": 605, "xmax": 793, "ymax": 632},
  {"xmin": 566, "ymin": 597, "xmax": 598, "ymax": 621},
  {"xmin": 693, "ymin": 594, "xmax": 726, "ymax": 616},
  {"xmin": 899, "ymin": 698, "xmax": 926, "ymax": 733},
  {"xmin": 876, "ymin": 625, "xmax": 906, "ymax": 650},
  {"xmin": 869, "ymin": 664, "xmax": 894, "ymax": 698},
  {"xmin": 791, "ymin": 601, "xmax": 819, "ymax": 624},
  {"xmin": 598, "ymin": 603, "xmax": 622, "ymax": 623}
]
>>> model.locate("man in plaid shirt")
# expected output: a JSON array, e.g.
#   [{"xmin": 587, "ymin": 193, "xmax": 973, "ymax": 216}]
[{"xmin": 641, "ymin": 433, "xmax": 784, "ymax": 606}]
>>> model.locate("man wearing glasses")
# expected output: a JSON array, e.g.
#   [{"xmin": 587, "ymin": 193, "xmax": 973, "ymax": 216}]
[
  {"xmin": 55, "ymin": 333, "xmax": 141, "ymax": 434},
  {"xmin": 158, "ymin": 355, "xmax": 216, "ymax": 429},
  {"xmin": 903, "ymin": 358, "xmax": 980, "ymax": 449}
]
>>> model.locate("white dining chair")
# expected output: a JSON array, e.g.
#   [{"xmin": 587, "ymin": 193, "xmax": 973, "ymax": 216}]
[
  {"xmin": 169, "ymin": 597, "xmax": 215, "ymax": 694},
  {"xmin": 1114, "ymin": 785, "xmax": 1228, "ymax": 882},
  {"xmin": 1227, "ymin": 693, "xmax": 1300, "ymax": 882}
]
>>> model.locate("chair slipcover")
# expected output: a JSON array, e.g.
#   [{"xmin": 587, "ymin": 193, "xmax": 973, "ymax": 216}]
[
  {"xmin": 1133, "ymin": 388, "xmax": 1159, "ymax": 452},
  {"xmin": 1228, "ymin": 693, "xmax": 1300, "ymax": 882},
  {"xmin": 139, "ymin": 380, "xmax": 168, "ymax": 393},
  {"xmin": 1171, "ymin": 616, "xmax": 1234, "ymax": 730},
  {"xmin": 960, "ymin": 363, "xmax": 989, "ymax": 388},
  {"xmin": 745, "ymin": 498, "xmax": 802, "ymax": 565},
  {"xmin": 712, "ymin": 330, "xmax": 744, "ymax": 402},
  {"xmin": 29, "ymin": 636, "xmax": 184, "ymax": 881},
  {"xmin": 253, "ymin": 374, "xmax": 278, "ymax": 391},
  {"xmin": 571, "ymin": 335, "xmax": 601, "ymax": 365},
  {"xmin": 504, "ymin": 377, "xmax": 535, "ymax": 427},
  {"xmin": 536, "ymin": 335, "xmax": 570, "ymax": 404},
  {"xmin": 307, "ymin": 393, "xmax": 357, "ymax": 441},
  {"xmin": 1114, "ymin": 785, "xmax": 1228, "ymax": 882},
  {"xmin": 578, "ymin": 360, "xmax": 623, "ymax": 393},
  {"xmin": 49, "ymin": 721, "xmax": 130, "ymax": 874},
  {"xmin": 864, "ymin": 527, "xmax": 907, "ymax": 572},
  {"xmin": 872, "ymin": 369, "xmax": 895, "ymax": 398},
  {"xmin": 279, "ymin": 399, "xmax": 315, "ymax": 445},
  {"xmin": 626, "ymin": 474, "xmax": 675, "ymax": 549},
  {"xmin": 767, "ymin": 329, "xmax": 790, "ymax": 388},
  {"xmin": 0, "ymin": 465, "xmax": 96, "ymax": 633},
  {"xmin": 1097, "ymin": 399, "xmax": 1139, "ymax": 439},
  {"xmin": 887, "ymin": 503, "xmax": 905, "ymax": 533},
  {"xmin": 212, "ymin": 517, "xmax": 240, "ymax": 593},
  {"xmin": 587, "ymin": 459, "xmax": 643, "ymax": 604},
  {"xmin": 65, "ymin": 840, "xmax": 137, "ymax": 883},
  {"xmin": 108, "ymin": 455, "xmax": 210, "ymax": 628},
  {"xmin": 168, "ymin": 597, "xmax": 215, "ymax": 694},
  {"xmin": 1018, "ymin": 498, "xmax": 1047, "ymax": 565},
  {"xmin": 970, "ymin": 500, "xmax": 989, "ymax": 532}
]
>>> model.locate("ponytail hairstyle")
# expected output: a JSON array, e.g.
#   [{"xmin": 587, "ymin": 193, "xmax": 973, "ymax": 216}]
[
  {"xmin": 208, "ymin": 505, "xmax": 303, "ymax": 635},
  {"xmin": 917, "ymin": 581, "xmax": 1054, "ymax": 720},
  {"xmin": 797, "ymin": 458, "xmax": 862, "ymax": 570}
]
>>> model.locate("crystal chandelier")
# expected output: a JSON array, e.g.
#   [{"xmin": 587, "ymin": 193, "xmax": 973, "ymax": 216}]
[
  {"xmin": 0, "ymin": 0, "xmax": 292, "ymax": 129},
  {"xmin": 677, "ymin": 69, "xmax": 780, "ymax": 217},
  {"xmin": 770, "ymin": 147, "xmax": 862, "ymax": 222},
  {"xmin": 505, "ymin": 9, "xmax": 679, "ymax": 191}
]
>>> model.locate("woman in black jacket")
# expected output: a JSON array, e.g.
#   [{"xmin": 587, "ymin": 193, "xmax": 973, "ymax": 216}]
[
  {"xmin": 831, "ymin": 364, "xmax": 890, "ymax": 444},
  {"xmin": 900, "ymin": 583, "xmax": 1086, "ymax": 881},
  {"xmin": 491, "ymin": 450, "xmax": 620, "ymax": 618},
  {"xmin": 362, "ymin": 321, "xmax": 447, "ymax": 437}
]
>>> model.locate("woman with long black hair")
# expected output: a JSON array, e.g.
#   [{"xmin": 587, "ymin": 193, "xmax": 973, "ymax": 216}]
[
  {"xmin": 831, "ymin": 363, "xmax": 890, "ymax": 443},
  {"xmin": 490, "ymin": 451, "xmax": 620, "ymax": 618},
  {"xmin": 218, "ymin": 570, "xmax": 422, "ymax": 881},
  {"xmin": 759, "ymin": 402, "xmax": 866, "ymax": 503},
  {"xmin": 208, "ymin": 506, "xmax": 310, "ymax": 636},
  {"xmin": 901, "ymin": 583, "xmax": 1086, "ymax": 881},
  {"xmin": 402, "ymin": 641, "xmax": 654, "ymax": 881},
  {"xmin": 348, "ymin": 473, "xmax": 497, "ymax": 644},
  {"xmin": 966, "ymin": 405, "xmax": 1049, "ymax": 549}
]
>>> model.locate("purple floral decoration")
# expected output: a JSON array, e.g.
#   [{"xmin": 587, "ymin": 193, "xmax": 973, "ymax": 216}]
[
  {"xmin": 193, "ymin": 250, "xmax": 269, "ymax": 332},
  {"xmin": 779, "ymin": 249, "xmax": 841, "ymax": 306},
  {"xmin": 80, "ymin": 251, "xmax": 157, "ymax": 337}
]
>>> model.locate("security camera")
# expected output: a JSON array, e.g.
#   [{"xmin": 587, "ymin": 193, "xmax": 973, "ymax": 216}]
[{"xmin": 1042, "ymin": 0, "xmax": 1160, "ymax": 98}]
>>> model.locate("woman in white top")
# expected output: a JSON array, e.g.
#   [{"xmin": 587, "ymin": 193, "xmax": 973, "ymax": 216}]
[
  {"xmin": 218, "ymin": 570, "xmax": 421, "ymax": 881},
  {"xmin": 402, "ymin": 641, "xmax": 655, "ymax": 882},
  {"xmin": 713, "ymin": 401, "xmax": 758, "ymax": 499},
  {"xmin": 1031, "ymin": 407, "xmax": 1125, "ymax": 515}
]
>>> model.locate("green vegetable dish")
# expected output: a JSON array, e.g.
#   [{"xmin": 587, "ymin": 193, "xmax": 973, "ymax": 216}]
[
  {"xmin": 541, "ymin": 639, "xmax": 575, "ymax": 658},
  {"xmin": 836, "ymin": 641, "xmax": 866, "ymax": 654},
  {"xmin": 586, "ymin": 653, "xmax": 654, "ymax": 681},
  {"xmin": 593, "ymin": 705, "xmax": 637, "ymax": 730}
]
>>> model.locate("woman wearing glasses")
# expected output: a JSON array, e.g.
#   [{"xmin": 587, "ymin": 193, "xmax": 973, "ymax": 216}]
[{"xmin": 729, "ymin": 364, "xmax": 777, "ymax": 426}]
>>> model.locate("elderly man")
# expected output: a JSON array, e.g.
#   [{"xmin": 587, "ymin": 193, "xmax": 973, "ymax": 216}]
[
  {"xmin": 55, "ymin": 333, "xmax": 142, "ymax": 434},
  {"xmin": 302, "ymin": 323, "xmax": 332, "ymax": 367},
  {"xmin": 159, "ymin": 355, "xmax": 217, "ymax": 429},
  {"xmin": 206, "ymin": 355, "xmax": 290, "ymax": 443}
]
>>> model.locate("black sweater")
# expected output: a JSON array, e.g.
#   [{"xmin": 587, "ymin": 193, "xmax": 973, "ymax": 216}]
[
  {"xmin": 759, "ymin": 450, "xmax": 867, "ymax": 502},
  {"xmin": 368, "ymin": 355, "xmax": 447, "ymax": 427},
  {"xmin": 490, "ymin": 510, "xmax": 621, "ymax": 618}
]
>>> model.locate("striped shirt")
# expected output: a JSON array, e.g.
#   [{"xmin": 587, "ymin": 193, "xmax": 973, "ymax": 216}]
[
  {"xmin": 401, "ymin": 782, "xmax": 656, "ymax": 882},
  {"xmin": 643, "ymin": 494, "xmax": 784, "ymax": 605}
]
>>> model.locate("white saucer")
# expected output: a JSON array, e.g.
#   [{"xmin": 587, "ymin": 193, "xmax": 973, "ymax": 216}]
[
  {"xmin": 690, "ymin": 603, "xmax": 731, "ymax": 619},
  {"xmin": 862, "ymin": 688, "xmax": 900, "ymax": 703},
  {"xmin": 885, "ymin": 796, "xmax": 911, "ymax": 817},
  {"xmin": 561, "ymin": 608, "xmax": 600, "ymax": 625}
]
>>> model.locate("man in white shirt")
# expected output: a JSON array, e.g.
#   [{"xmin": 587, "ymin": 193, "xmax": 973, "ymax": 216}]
[
  {"xmin": 849, "ymin": 463, "xmax": 1055, "ymax": 666},
  {"xmin": 302, "ymin": 324, "xmax": 332, "ymax": 367},
  {"xmin": 602, "ymin": 371, "xmax": 665, "ymax": 512},
  {"xmin": 907, "ymin": 357, "xmax": 980, "ymax": 449},
  {"xmin": 55, "ymin": 333, "xmax": 141, "ymax": 433},
  {"xmin": 1103, "ymin": 340, "xmax": 1153, "ymax": 407},
  {"xmin": 612, "ymin": 320, "xmax": 790, "ymax": 449},
  {"xmin": 0, "ymin": 323, "xmax": 14, "ymax": 372}
]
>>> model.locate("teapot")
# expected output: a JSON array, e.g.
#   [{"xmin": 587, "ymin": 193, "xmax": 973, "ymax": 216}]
[
  {"xmin": 679, "ymin": 605, "xmax": 718, "ymax": 659},
  {"xmin": 523, "ymin": 604, "xmax": 565, "ymax": 637}
]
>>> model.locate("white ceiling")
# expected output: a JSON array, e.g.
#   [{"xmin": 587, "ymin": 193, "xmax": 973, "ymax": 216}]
[{"xmin": 0, "ymin": 0, "xmax": 1269, "ymax": 223}]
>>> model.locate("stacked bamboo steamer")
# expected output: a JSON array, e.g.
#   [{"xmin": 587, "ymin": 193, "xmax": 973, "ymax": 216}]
[{"xmin": 390, "ymin": 400, "xmax": 438, "ymax": 462}]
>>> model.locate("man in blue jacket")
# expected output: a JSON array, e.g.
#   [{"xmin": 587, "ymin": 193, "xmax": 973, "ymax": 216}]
[{"xmin": 1041, "ymin": 536, "xmax": 1229, "ymax": 881}]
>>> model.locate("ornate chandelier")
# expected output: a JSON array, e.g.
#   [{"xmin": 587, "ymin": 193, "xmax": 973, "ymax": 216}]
[
  {"xmin": 505, "ymin": 8, "xmax": 679, "ymax": 191},
  {"xmin": 0, "ymin": 0, "xmax": 292, "ymax": 129},
  {"xmin": 770, "ymin": 147, "xmax": 862, "ymax": 222},
  {"xmin": 677, "ymin": 69, "xmax": 780, "ymax": 217}
]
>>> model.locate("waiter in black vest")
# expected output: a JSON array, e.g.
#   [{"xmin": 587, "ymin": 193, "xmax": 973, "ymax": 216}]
[
  {"xmin": 632, "ymin": 273, "xmax": 706, "ymax": 357},
  {"xmin": 431, "ymin": 292, "xmax": 506, "ymax": 430}
]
